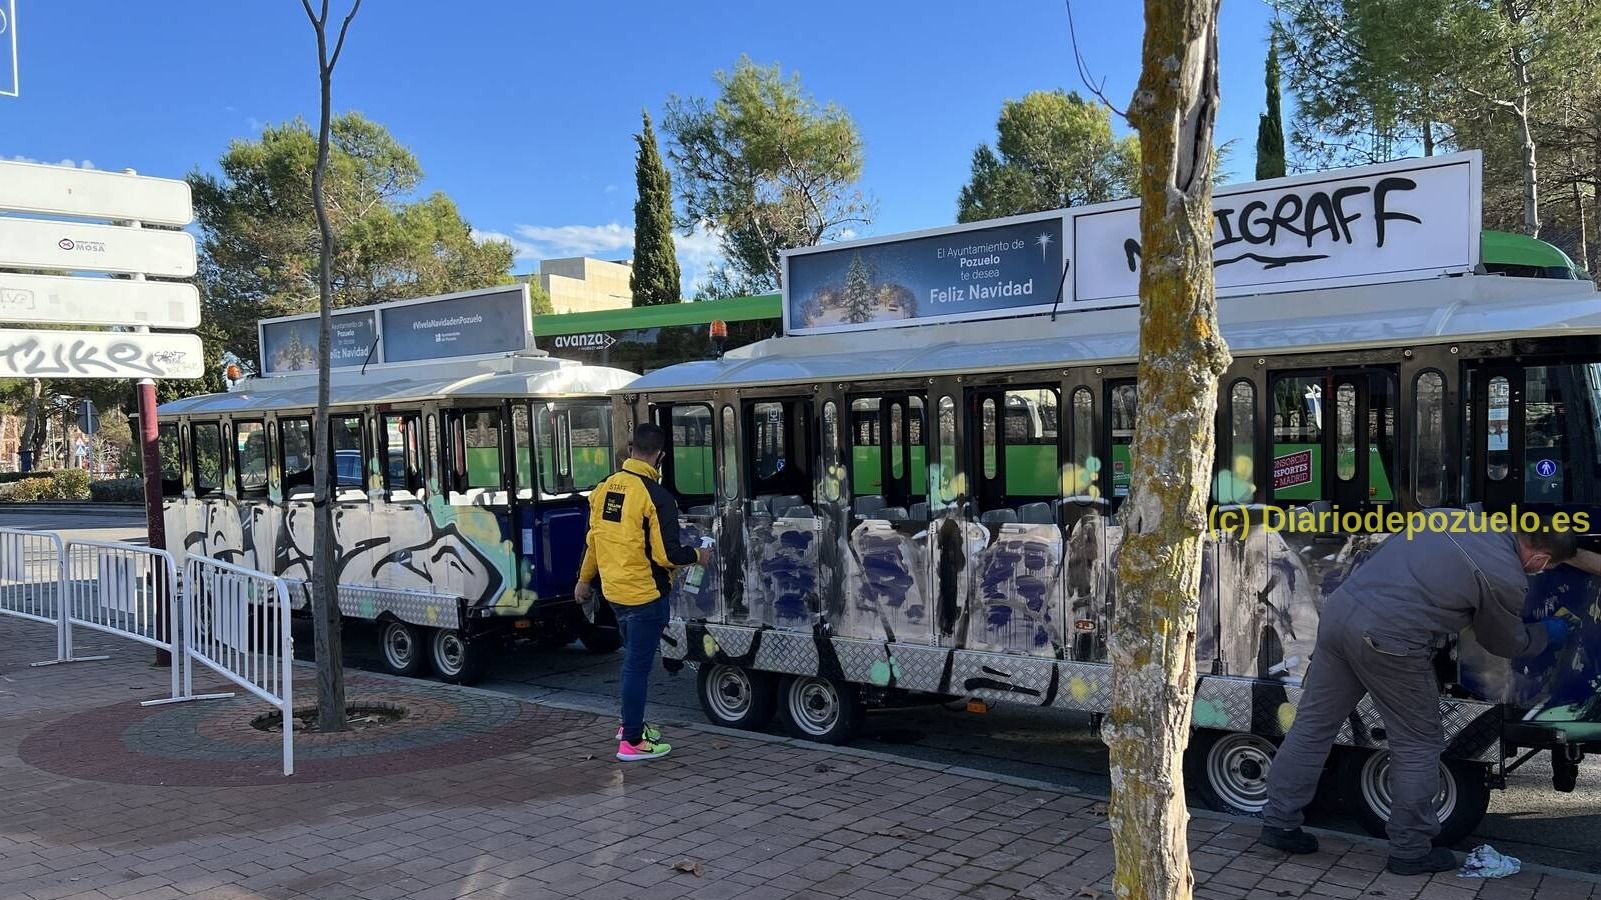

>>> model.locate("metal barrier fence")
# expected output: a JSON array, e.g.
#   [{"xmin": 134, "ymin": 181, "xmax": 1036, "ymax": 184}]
[
  {"xmin": 0, "ymin": 527, "xmax": 110, "ymax": 667},
  {"xmin": 62, "ymin": 538, "xmax": 180, "ymax": 701},
  {"xmin": 182, "ymin": 555, "xmax": 295, "ymax": 776}
]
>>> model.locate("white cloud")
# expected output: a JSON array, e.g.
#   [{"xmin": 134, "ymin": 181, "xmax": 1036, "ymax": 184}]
[
  {"xmin": 8, "ymin": 155, "xmax": 96, "ymax": 169},
  {"xmin": 479, "ymin": 220, "xmax": 728, "ymax": 296}
]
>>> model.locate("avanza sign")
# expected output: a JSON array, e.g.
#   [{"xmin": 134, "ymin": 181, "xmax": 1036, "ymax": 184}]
[{"xmin": 1070, "ymin": 151, "xmax": 1482, "ymax": 307}]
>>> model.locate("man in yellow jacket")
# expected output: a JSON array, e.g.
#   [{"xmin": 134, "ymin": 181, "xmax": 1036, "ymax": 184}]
[{"xmin": 575, "ymin": 423, "xmax": 711, "ymax": 761}]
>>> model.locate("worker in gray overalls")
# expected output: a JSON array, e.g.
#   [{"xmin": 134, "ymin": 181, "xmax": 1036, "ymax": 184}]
[{"xmin": 1260, "ymin": 523, "xmax": 1578, "ymax": 875}]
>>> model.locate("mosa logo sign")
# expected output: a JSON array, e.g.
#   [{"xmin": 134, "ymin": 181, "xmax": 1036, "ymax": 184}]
[
  {"xmin": 0, "ymin": 0, "xmax": 16, "ymax": 98},
  {"xmin": 57, "ymin": 237, "xmax": 105, "ymax": 253}
]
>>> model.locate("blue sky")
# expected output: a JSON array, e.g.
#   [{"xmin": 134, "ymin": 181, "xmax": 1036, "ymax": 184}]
[{"xmin": 0, "ymin": 1, "xmax": 1280, "ymax": 291}]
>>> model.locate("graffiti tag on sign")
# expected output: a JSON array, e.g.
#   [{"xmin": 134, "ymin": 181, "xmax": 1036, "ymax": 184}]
[
  {"xmin": 1272, "ymin": 450, "xmax": 1314, "ymax": 489},
  {"xmin": 0, "ymin": 330, "xmax": 205, "ymax": 379}
]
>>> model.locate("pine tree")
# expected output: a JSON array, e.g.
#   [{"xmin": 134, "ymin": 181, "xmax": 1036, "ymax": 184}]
[
  {"xmin": 630, "ymin": 110, "xmax": 681, "ymax": 306},
  {"xmin": 842, "ymin": 253, "xmax": 875, "ymax": 324},
  {"xmin": 1256, "ymin": 40, "xmax": 1287, "ymax": 180}
]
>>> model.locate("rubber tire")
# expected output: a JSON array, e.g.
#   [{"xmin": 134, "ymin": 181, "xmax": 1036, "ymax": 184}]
[
  {"xmin": 696, "ymin": 663, "xmax": 778, "ymax": 730},
  {"xmin": 778, "ymin": 675, "xmax": 864, "ymax": 745},
  {"xmin": 1339, "ymin": 750, "xmax": 1490, "ymax": 847},
  {"xmin": 377, "ymin": 619, "xmax": 427, "ymax": 678},
  {"xmin": 1186, "ymin": 729, "xmax": 1278, "ymax": 816},
  {"xmin": 427, "ymin": 628, "xmax": 490, "ymax": 685}
]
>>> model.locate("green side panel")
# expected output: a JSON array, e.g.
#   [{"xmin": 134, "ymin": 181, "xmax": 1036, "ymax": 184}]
[
  {"xmin": 853, "ymin": 447, "xmax": 882, "ymax": 494},
  {"xmin": 1481, "ymin": 230, "xmax": 1575, "ymax": 271},
  {"xmin": 1112, "ymin": 444, "xmax": 1132, "ymax": 497},
  {"xmin": 517, "ymin": 447, "xmax": 533, "ymax": 492},
  {"xmin": 466, "ymin": 448, "xmax": 501, "ymax": 489},
  {"xmin": 1272, "ymin": 443, "xmax": 1321, "ymax": 500},
  {"xmin": 1005, "ymin": 445, "xmax": 1058, "ymax": 496},
  {"xmin": 574, "ymin": 447, "xmax": 611, "ymax": 487},
  {"xmin": 1368, "ymin": 447, "xmax": 1393, "ymax": 502},
  {"xmin": 673, "ymin": 447, "xmax": 714, "ymax": 495},
  {"xmin": 532, "ymin": 293, "xmax": 782, "ymax": 337}
]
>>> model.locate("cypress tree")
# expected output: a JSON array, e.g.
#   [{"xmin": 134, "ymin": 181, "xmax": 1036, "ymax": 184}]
[
  {"xmin": 631, "ymin": 110, "xmax": 681, "ymax": 306},
  {"xmin": 1256, "ymin": 41, "xmax": 1287, "ymax": 180}
]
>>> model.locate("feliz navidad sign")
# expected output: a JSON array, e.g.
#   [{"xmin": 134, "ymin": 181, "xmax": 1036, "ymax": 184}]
[{"xmin": 780, "ymin": 152, "xmax": 1482, "ymax": 334}]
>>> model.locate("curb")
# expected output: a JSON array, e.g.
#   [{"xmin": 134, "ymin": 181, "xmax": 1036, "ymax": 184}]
[
  {"xmin": 0, "ymin": 502, "xmax": 143, "ymax": 515},
  {"xmin": 338, "ymin": 661, "xmax": 1601, "ymax": 885}
]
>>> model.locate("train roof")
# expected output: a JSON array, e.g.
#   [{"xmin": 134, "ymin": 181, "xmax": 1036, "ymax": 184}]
[
  {"xmin": 159, "ymin": 353, "xmax": 637, "ymax": 417},
  {"xmin": 625, "ymin": 274, "xmax": 1601, "ymax": 392}
]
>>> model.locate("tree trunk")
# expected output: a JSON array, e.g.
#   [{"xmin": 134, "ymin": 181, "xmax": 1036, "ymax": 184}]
[
  {"xmin": 1503, "ymin": 2, "xmax": 1539, "ymax": 238},
  {"xmin": 1573, "ymin": 178, "xmax": 1589, "ymax": 275},
  {"xmin": 303, "ymin": 0, "xmax": 360, "ymax": 734},
  {"xmin": 1514, "ymin": 105, "xmax": 1540, "ymax": 238},
  {"xmin": 1106, "ymin": 1, "xmax": 1230, "ymax": 898},
  {"xmin": 19, "ymin": 378, "xmax": 44, "ymax": 461}
]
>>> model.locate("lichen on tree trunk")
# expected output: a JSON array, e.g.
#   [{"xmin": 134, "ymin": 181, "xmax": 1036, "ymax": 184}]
[{"xmin": 1104, "ymin": 1, "xmax": 1230, "ymax": 898}]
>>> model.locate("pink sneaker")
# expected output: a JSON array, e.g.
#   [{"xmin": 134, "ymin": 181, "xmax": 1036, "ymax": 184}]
[{"xmin": 616, "ymin": 738, "xmax": 672, "ymax": 761}]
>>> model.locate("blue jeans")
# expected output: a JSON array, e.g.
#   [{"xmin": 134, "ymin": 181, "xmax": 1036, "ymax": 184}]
[{"xmin": 612, "ymin": 596, "xmax": 669, "ymax": 744}]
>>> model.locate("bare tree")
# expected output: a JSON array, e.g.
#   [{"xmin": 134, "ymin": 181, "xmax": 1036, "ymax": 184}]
[
  {"xmin": 1104, "ymin": 0, "xmax": 1230, "ymax": 896},
  {"xmin": 300, "ymin": 0, "xmax": 362, "ymax": 734}
]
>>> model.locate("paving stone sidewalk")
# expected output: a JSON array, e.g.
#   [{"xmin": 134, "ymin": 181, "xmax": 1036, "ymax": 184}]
[{"xmin": 1, "ymin": 619, "xmax": 1596, "ymax": 900}]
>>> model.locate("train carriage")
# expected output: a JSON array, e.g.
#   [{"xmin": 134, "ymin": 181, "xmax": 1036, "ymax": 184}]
[
  {"xmin": 619, "ymin": 155, "xmax": 1601, "ymax": 843},
  {"xmin": 158, "ymin": 318, "xmax": 636, "ymax": 683}
]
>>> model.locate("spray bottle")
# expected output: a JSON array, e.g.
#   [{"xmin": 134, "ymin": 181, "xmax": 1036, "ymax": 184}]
[{"xmin": 683, "ymin": 536, "xmax": 716, "ymax": 595}]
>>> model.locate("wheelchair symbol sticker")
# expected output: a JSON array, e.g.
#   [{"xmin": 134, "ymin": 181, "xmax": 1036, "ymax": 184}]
[{"xmin": 1535, "ymin": 459, "xmax": 1557, "ymax": 478}]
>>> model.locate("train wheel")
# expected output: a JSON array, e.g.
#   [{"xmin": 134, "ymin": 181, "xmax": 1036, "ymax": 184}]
[
  {"xmin": 428, "ymin": 628, "xmax": 489, "ymax": 685},
  {"xmin": 697, "ymin": 663, "xmax": 776, "ymax": 730},
  {"xmin": 1187, "ymin": 729, "xmax": 1277, "ymax": 816},
  {"xmin": 1339, "ymin": 750, "xmax": 1489, "ymax": 846},
  {"xmin": 377, "ymin": 619, "xmax": 425, "ymax": 678},
  {"xmin": 779, "ymin": 675, "xmax": 863, "ymax": 745}
]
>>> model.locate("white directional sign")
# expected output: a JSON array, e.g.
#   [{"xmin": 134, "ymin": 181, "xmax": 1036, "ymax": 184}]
[
  {"xmin": 0, "ymin": 160, "xmax": 192, "ymax": 225},
  {"xmin": 0, "ymin": 217, "xmax": 197, "ymax": 277},
  {"xmin": 0, "ymin": 272, "xmax": 199, "ymax": 328},
  {"xmin": 0, "ymin": 328, "xmax": 204, "ymax": 379}
]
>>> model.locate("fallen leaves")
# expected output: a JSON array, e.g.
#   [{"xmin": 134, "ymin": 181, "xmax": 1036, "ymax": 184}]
[{"xmin": 669, "ymin": 859, "xmax": 705, "ymax": 877}]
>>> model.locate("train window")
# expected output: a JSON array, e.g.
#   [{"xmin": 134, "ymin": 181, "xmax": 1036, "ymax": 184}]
[
  {"xmin": 280, "ymin": 418, "xmax": 314, "ymax": 495},
  {"xmin": 822, "ymin": 401, "xmax": 842, "ymax": 502},
  {"xmin": 848, "ymin": 393, "xmax": 926, "ymax": 510},
  {"xmin": 192, "ymin": 422, "xmax": 223, "ymax": 495},
  {"xmin": 1335, "ymin": 383, "xmax": 1357, "ymax": 482},
  {"xmin": 1220, "ymin": 381, "xmax": 1255, "ymax": 504},
  {"xmin": 511, "ymin": 405, "xmax": 533, "ymax": 499},
  {"xmin": 1270, "ymin": 376, "xmax": 1322, "ymax": 502},
  {"xmin": 158, "ymin": 424, "xmax": 183, "ymax": 497},
  {"xmin": 1068, "ymin": 387, "xmax": 1096, "ymax": 499},
  {"xmin": 1521, "ymin": 363, "xmax": 1601, "ymax": 504},
  {"xmin": 745, "ymin": 398, "xmax": 812, "ymax": 506},
  {"xmin": 663, "ymin": 404, "xmax": 714, "ymax": 498},
  {"xmin": 1005, "ymin": 388, "xmax": 1058, "ymax": 498},
  {"xmin": 1108, "ymin": 382, "xmax": 1137, "ymax": 499},
  {"xmin": 719, "ymin": 405, "xmax": 738, "ymax": 499},
  {"xmin": 1486, "ymin": 376, "xmax": 1510, "ymax": 482},
  {"xmin": 981, "ymin": 399, "xmax": 998, "ymax": 480},
  {"xmin": 534, "ymin": 400, "xmax": 613, "ymax": 495},
  {"xmin": 235, "ymin": 421, "xmax": 268, "ymax": 496},
  {"xmin": 452, "ymin": 409, "xmax": 503, "ymax": 492},
  {"xmin": 936, "ymin": 396, "xmax": 957, "ymax": 506},
  {"xmin": 381, "ymin": 413, "xmax": 423, "ymax": 497},
  {"xmin": 1413, "ymin": 372, "xmax": 1446, "ymax": 507},
  {"xmin": 331, "ymin": 414, "xmax": 365, "ymax": 489}
]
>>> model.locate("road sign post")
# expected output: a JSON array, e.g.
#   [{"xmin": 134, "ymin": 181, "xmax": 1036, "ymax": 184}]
[{"xmin": 0, "ymin": 161, "xmax": 197, "ymax": 667}]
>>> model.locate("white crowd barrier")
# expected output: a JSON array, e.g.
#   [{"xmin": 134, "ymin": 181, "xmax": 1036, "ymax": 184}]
[
  {"xmin": 62, "ymin": 538, "xmax": 180, "ymax": 700},
  {"xmin": 0, "ymin": 531, "xmax": 295, "ymax": 777},
  {"xmin": 182, "ymin": 555, "xmax": 295, "ymax": 776}
]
